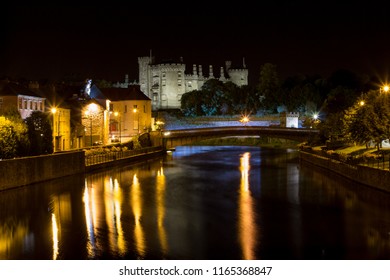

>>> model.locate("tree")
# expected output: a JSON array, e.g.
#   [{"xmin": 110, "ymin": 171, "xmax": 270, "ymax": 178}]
[
  {"xmin": 0, "ymin": 117, "xmax": 18, "ymax": 159},
  {"xmin": 200, "ymin": 79, "xmax": 226, "ymax": 116},
  {"xmin": 257, "ymin": 63, "xmax": 281, "ymax": 112},
  {"xmin": 343, "ymin": 90, "xmax": 390, "ymax": 149},
  {"xmin": 25, "ymin": 111, "xmax": 54, "ymax": 155},
  {"xmin": 1, "ymin": 106, "xmax": 29, "ymax": 157},
  {"xmin": 181, "ymin": 90, "xmax": 203, "ymax": 116}
]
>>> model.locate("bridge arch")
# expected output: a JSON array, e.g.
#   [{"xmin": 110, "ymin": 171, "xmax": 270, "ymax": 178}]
[{"xmin": 154, "ymin": 126, "xmax": 319, "ymax": 150}]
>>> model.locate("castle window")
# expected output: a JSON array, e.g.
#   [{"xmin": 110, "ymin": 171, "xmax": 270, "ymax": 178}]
[
  {"xmin": 178, "ymin": 72, "xmax": 182, "ymax": 77},
  {"xmin": 162, "ymin": 72, "xmax": 166, "ymax": 78}
]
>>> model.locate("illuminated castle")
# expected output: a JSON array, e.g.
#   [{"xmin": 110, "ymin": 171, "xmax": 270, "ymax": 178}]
[{"xmin": 137, "ymin": 55, "xmax": 248, "ymax": 110}]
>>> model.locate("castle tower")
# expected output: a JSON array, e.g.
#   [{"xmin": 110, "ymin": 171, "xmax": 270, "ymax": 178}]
[
  {"xmin": 225, "ymin": 61, "xmax": 232, "ymax": 71},
  {"xmin": 138, "ymin": 56, "xmax": 152, "ymax": 98},
  {"xmin": 209, "ymin": 65, "xmax": 214, "ymax": 78},
  {"xmin": 219, "ymin": 66, "xmax": 226, "ymax": 82},
  {"xmin": 193, "ymin": 64, "xmax": 197, "ymax": 76},
  {"xmin": 199, "ymin": 65, "xmax": 203, "ymax": 77}
]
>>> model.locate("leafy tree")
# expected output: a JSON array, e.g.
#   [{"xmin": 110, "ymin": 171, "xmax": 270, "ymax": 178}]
[
  {"xmin": 257, "ymin": 63, "xmax": 281, "ymax": 112},
  {"xmin": 343, "ymin": 90, "xmax": 390, "ymax": 149},
  {"xmin": 343, "ymin": 95, "xmax": 373, "ymax": 147},
  {"xmin": 181, "ymin": 90, "xmax": 203, "ymax": 116},
  {"xmin": 0, "ymin": 117, "xmax": 18, "ymax": 159},
  {"xmin": 200, "ymin": 79, "xmax": 226, "ymax": 116},
  {"xmin": 1, "ymin": 106, "xmax": 29, "ymax": 157},
  {"xmin": 25, "ymin": 111, "xmax": 54, "ymax": 155}
]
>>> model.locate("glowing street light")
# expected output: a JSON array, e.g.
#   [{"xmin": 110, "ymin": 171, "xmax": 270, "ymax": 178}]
[
  {"xmin": 51, "ymin": 107, "xmax": 61, "ymax": 151},
  {"xmin": 240, "ymin": 115, "xmax": 250, "ymax": 126},
  {"xmin": 85, "ymin": 103, "xmax": 99, "ymax": 146},
  {"xmin": 380, "ymin": 84, "xmax": 389, "ymax": 93}
]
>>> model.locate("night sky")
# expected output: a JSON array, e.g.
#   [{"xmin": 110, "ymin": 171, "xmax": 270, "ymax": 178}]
[{"xmin": 2, "ymin": 2, "xmax": 390, "ymax": 86}]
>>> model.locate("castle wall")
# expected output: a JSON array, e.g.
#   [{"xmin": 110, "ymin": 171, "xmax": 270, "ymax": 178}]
[{"xmin": 138, "ymin": 56, "xmax": 248, "ymax": 110}]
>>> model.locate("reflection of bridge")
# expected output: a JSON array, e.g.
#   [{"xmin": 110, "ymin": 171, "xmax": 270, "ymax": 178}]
[{"xmin": 159, "ymin": 126, "xmax": 319, "ymax": 149}]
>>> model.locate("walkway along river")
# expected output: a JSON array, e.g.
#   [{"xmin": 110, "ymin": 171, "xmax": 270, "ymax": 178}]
[{"xmin": 1, "ymin": 146, "xmax": 390, "ymax": 259}]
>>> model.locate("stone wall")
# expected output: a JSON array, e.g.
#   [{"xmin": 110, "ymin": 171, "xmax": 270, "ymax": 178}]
[
  {"xmin": 0, "ymin": 151, "xmax": 85, "ymax": 191},
  {"xmin": 300, "ymin": 151, "xmax": 390, "ymax": 193}
]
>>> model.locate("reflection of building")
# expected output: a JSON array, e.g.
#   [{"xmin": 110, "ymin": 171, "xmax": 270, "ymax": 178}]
[
  {"xmin": 137, "ymin": 56, "xmax": 248, "ymax": 110},
  {"xmin": 0, "ymin": 80, "xmax": 46, "ymax": 119}
]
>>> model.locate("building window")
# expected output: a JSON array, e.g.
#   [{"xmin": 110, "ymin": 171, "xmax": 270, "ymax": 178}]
[
  {"xmin": 19, "ymin": 98, "xmax": 22, "ymax": 109},
  {"xmin": 124, "ymin": 105, "xmax": 127, "ymax": 113},
  {"xmin": 133, "ymin": 104, "xmax": 138, "ymax": 109},
  {"xmin": 162, "ymin": 72, "xmax": 166, "ymax": 78},
  {"xmin": 24, "ymin": 100, "xmax": 27, "ymax": 110}
]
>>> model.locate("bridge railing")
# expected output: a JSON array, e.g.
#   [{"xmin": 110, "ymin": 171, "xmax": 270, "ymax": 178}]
[{"xmin": 85, "ymin": 146, "xmax": 162, "ymax": 166}]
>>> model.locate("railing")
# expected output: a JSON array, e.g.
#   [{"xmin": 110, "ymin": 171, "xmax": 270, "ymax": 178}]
[
  {"xmin": 85, "ymin": 146, "xmax": 163, "ymax": 166},
  {"xmin": 300, "ymin": 146, "xmax": 390, "ymax": 171}
]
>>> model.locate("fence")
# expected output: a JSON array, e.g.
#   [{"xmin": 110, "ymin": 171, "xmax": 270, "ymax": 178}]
[
  {"xmin": 300, "ymin": 146, "xmax": 390, "ymax": 171},
  {"xmin": 85, "ymin": 146, "xmax": 163, "ymax": 166}
]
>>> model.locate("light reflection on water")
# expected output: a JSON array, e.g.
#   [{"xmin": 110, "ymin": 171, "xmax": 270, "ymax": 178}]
[
  {"xmin": 238, "ymin": 152, "xmax": 258, "ymax": 260},
  {"xmin": 1, "ymin": 146, "xmax": 390, "ymax": 259}
]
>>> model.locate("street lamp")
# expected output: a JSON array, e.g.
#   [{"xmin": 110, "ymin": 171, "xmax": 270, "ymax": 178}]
[
  {"xmin": 240, "ymin": 115, "xmax": 250, "ymax": 126},
  {"xmin": 380, "ymin": 84, "xmax": 389, "ymax": 93},
  {"xmin": 114, "ymin": 111, "xmax": 121, "ymax": 143},
  {"xmin": 85, "ymin": 103, "xmax": 98, "ymax": 146},
  {"xmin": 133, "ymin": 108, "xmax": 140, "ymax": 134},
  {"xmin": 51, "ymin": 107, "xmax": 61, "ymax": 151}
]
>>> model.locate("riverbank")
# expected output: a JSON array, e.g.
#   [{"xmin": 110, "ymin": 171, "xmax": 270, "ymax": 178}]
[
  {"xmin": 0, "ymin": 146, "xmax": 165, "ymax": 191},
  {"xmin": 299, "ymin": 150, "xmax": 390, "ymax": 193}
]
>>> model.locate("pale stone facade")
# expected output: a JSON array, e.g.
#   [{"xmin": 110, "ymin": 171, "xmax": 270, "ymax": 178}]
[{"xmin": 137, "ymin": 56, "xmax": 249, "ymax": 110}]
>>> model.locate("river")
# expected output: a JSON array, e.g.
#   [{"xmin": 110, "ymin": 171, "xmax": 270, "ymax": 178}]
[{"xmin": 1, "ymin": 146, "xmax": 390, "ymax": 260}]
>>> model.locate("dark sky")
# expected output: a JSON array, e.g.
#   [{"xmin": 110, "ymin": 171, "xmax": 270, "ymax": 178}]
[{"xmin": 2, "ymin": 1, "xmax": 390, "ymax": 86}]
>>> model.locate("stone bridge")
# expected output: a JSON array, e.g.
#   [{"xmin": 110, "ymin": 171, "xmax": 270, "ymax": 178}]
[{"xmin": 151, "ymin": 126, "xmax": 319, "ymax": 150}]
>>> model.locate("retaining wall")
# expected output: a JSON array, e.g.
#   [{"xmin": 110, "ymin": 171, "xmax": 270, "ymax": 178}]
[
  {"xmin": 300, "ymin": 151, "xmax": 390, "ymax": 192},
  {"xmin": 0, "ymin": 151, "xmax": 85, "ymax": 191}
]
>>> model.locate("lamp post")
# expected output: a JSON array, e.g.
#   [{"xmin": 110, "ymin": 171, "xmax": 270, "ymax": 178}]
[
  {"xmin": 240, "ymin": 115, "xmax": 250, "ymax": 126},
  {"xmin": 133, "ymin": 108, "xmax": 140, "ymax": 135},
  {"xmin": 114, "ymin": 111, "xmax": 121, "ymax": 143},
  {"xmin": 85, "ymin": 103, "xmax": 98, "ymax": 146},
  {"xmin": 51, "ymin": 108, "xmax": 61, "ymax": 151}
]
